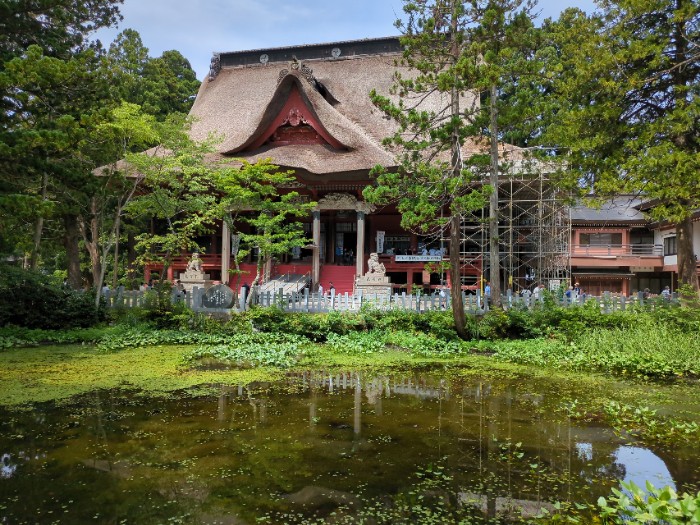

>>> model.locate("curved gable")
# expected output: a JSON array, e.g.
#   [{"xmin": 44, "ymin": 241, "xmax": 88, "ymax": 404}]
[{"xmin": 234, "ymin": 74, "xmax": 346, "ymax": 153}]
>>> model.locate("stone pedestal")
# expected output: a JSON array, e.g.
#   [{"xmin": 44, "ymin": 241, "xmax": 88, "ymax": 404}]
[
  {"xmin": 179, "ymin": 268, "xmax": 212, "ymax": 293},
  {"xmin": 355, "ymin": 274, "xmax": 392, "ymax": 298}
]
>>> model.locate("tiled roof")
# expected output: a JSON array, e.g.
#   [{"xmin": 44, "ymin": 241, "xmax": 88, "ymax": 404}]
[{"xmin": 571, "ymin": 197, "xmax": 647, "ymax": 224}]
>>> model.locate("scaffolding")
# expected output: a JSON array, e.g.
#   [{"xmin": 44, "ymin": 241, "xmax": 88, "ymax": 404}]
[{"xmin": 458, "ymin": 160, "xmax": 571, "ymax": 294}]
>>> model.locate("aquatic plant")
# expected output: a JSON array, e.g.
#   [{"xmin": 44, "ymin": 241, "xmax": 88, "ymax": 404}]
[
  {"xmin": 186, "ymin": 333, "xmax": 309, "ymax": 368},
  {"xmin": 597, "ymin": 481, "xmax": 700, "ymax": 524},
  {"xmin": 603, "ymin": 401, "xmax": 700, "ymax": 445}
]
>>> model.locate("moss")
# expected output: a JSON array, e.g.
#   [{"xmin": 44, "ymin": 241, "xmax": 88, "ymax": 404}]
[{"xmin": 0, "ymin": 344, "xmax": 286, "ymax": 407}]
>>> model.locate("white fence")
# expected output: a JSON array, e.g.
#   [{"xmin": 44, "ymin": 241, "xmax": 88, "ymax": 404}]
[{"xmin": 103, "ymin": 287, "xmax": 678, "ymax": 315}]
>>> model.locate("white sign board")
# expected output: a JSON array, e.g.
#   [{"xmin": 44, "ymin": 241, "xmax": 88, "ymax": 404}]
[{"xmin": 395, "ymin": 255, "xmax": 443, "ymax": 262}]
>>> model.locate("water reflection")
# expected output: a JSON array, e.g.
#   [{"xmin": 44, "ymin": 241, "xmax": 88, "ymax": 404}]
[
  {"xmin": 0, "ymin": 371, "xmax": 694, "ymax": 524},
  {"xmin": 615, "ymin": 445, "xmax": 675, "ymax": 490}
]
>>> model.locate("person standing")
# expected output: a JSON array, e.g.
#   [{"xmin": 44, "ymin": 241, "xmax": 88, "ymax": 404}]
[{"xmin": 661, "ymin": 285, "xmax": 671, "ymax": 300}]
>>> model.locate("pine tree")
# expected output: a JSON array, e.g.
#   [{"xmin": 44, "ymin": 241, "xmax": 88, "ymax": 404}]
[{"xmin": 546, "ymin": 1, "xmax": 700, "ymax": 291}]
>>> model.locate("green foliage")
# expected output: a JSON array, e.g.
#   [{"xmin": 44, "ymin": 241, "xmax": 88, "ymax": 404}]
[
  {"xmin": 598, "ymin": 481, "xmax": 700, "ymax": 524},
  {"xmin": 0, "ymin": 0, "xmax": 121, "ymax": 64},
  {"xmin": 215, "ymin": 160, "xmax": 314, "ymax": 289},
  {"xmin": 325, "ymin": 329, "xmax": 466, "ymax": 358},
  {"xmin": 0, "ymin": 264, "xmax": 105, "ymax": 329},
  {"xmin": 106, "ymin": 30, "xmax": 200, "ymax": 119},
  {"xmin": 186, "ymin": 333, "xmax": 309, "ymax": 368},
  {"xmin": 0, "ymin": 325, "xmax": 107, "ymax": 349},
  {"xmin": 325, "ymin": 331, "xmax": 387, "ymax": 354},
  {"xmin": 96, "ymin": 326, "xmax": 232, "ymax": 351},
  {"xmin": 124, "ymin": 118, "xmax": 222, "ymax": 269},
  {"xmin": 475, "ymin": 301, "xmax": 697, "ymax": 342},
  {"xmin": 482, "ymin": 320, "xmax": 700, "ymax": 380}
]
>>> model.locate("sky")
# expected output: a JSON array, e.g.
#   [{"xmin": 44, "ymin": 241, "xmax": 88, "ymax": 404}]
[{"xmin": 93, "ymin": 0, "xmax": 598, "ymax": 81}]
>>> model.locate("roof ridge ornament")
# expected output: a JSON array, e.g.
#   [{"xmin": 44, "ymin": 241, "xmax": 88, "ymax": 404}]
[{"xmin": 277, "ymin": 56, "xmax": 316, "ymax": 86}]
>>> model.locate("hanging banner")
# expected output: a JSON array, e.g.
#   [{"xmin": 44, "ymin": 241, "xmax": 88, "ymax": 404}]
[
  {"xmin": 231, "ymin": 234, "xmax": 241, "ymax": 256},
  {"xmin": 376, "ymin": 230, "xmax": 385, "ymax": 254}
]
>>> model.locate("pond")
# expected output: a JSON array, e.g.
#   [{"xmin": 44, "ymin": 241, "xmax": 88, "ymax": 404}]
[{"xmin": 0, "ymin": 370, "xmax": 697, "ymax": 524}]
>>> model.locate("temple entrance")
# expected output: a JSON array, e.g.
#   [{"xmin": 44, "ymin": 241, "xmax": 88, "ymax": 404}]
[{"xmin": 334, "ymin": 230, "xmax": 357, "ymax": 266}]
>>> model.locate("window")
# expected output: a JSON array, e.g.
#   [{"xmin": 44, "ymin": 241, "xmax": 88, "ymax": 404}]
[
  {"xmin": 383, "ymin": 235, "xmax": 410, "ymax": 255},
  {"xmin": 664, "ymin": 236, "xmax": 677, "ymax": 256},
  {"xmin": 579, "ymin": 233, "xmax": 622, "ymax": 246}
]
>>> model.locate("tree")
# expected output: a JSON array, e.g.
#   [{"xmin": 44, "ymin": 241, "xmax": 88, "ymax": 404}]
[
  {"xmin": 463, "ymin": 0, "xmax": 540, "ymax": 306},
  {"xmin": 0, "ymin": 0, "xmax": 122, "ymax": 63},
  {"xmin": 85, "ymin": 102, "xmax": 160, "ymax": 303},
  {"xmin": 544, "ymin": 2, "xmax": 700, "ymax": 291},
  {"xmin": 124, "ymin": 116, "xmax": 220, "ymax": 282},
  {"xmin": 125, "ymin": 121, "xmax": 313, "ymax": 301},
  {"xmin": 0, "ymin": 46, "xmax": 111, "ymax": 271},
  {"xmin": 0, "ymin": 0, "xmax": 122, "ymax": 277},
  {"xmin": 214, "ymin": 160, "xmax": 314, "ymax": 298},
  {"xmin": 366, "ymin": 0, "xmax": 488, "ymax": 339},
  {"xmin": 106, "ymin": 29, "xmax": 200, "ymax": 119},
  {"xmin": 366, "ymin": 0, "xmax": 539, "ymax": 338},
  {"xmin": 0, "ymin": 21, "xmax": 199, "ymax": 288}
]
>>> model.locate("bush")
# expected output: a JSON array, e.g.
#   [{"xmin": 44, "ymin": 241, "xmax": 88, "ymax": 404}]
[{"xmin": 0, "ymin": 264, "xmax": 105, "ymax": 329}]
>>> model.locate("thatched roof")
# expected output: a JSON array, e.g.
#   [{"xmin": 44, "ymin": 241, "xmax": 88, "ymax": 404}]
[{"xmin": 105, "ymin": 37, "xmax": 549, "ymax": 180}]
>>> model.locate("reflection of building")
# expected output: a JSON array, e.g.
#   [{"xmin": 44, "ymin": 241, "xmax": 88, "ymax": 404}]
[{"xmin": 141, "ymin": 37, "xmax": 699, "ymax": 296}]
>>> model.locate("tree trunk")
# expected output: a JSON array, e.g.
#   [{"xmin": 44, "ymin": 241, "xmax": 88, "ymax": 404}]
[
  {"xmin": 671, "ymin": 9, "xmax": 697, "ymax": 294},
  {"xmin": 112, "ymin": 216, "xmax": 121, "ymax": 289},
  {"xmin": 488, "ymin": 83, "xmax": 501, "ymax": 305},
  {"xmin": 676, "ymin": 216, "xmax": 699, "ymax": 292},
  {"xmin": 449, "ymin": 215, "xmax": 468, "ymax": 339},
  {"xmin": 63, "ymin": 214, "xmax": 82, "ymax": 289},
  {"xmin": 29, "ymin": 172, "xmax": 49, "ymax": 269},
  {"xmin": 447, "ymin": 1, "xmax": 467, "ymax": 340},
  {"xmin": 127, "ymin": 231, "xmax": 137, "ymax": 289},
  {"xmin": 82, "ymin": 197, "xmax": 102, "ymax": 287},
  {"xmin": 246, "ymin": 252, "xmax": 264, "ymax": 307}
]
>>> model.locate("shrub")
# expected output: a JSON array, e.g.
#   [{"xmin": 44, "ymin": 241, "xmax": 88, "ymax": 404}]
[{"xmin": 0, "ymin": 264, "xmax": 105, "ymax": 329}]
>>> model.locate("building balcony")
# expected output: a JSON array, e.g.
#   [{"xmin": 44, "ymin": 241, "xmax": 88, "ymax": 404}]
[{"xmin": 571, "ymin": 243, "xmax": 663, "ymax": 268}]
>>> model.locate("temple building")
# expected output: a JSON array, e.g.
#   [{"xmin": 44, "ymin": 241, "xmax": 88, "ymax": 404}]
[{"xmin": 143, "ymin": 37, "xmax": 699, "ymax": 297}]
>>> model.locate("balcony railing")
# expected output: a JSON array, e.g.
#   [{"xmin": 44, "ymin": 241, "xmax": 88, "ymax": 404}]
[{"xmin": 571, "ymin": 244, "xmax": 662, "ymax": 257}]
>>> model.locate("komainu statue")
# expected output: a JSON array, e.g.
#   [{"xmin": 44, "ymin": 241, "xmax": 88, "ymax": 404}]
[{"xmin": 366, "ymin": 253, "xmax": 386, "ymax": 275}]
